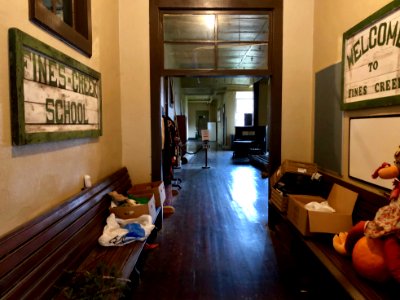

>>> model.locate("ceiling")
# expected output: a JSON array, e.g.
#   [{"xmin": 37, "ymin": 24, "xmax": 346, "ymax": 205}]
[{"xmin": 178, "ymin": 76, "xmax": 262, "ymax": 103}]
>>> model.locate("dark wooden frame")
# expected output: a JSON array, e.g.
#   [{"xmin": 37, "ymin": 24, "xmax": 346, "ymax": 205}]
[
  {"xmin": 150, "ymin": 0, "xmax": 283, "ymax": 180},
  {"xmin": 9, "ymin": 28, "xmax": 102, "ymax": 145},
  {"xmin": 29, "ymin": 0, "xmax": 92, "ymax": 57}
]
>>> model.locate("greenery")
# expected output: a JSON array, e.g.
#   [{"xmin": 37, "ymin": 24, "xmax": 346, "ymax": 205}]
[{"xmin": 62, "ymin": 263, "xmax": 130, "ymax": 300}]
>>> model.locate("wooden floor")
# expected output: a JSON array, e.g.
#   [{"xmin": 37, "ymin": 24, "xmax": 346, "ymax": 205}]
[{"xmin": 130, "ymin": 144, "xmax": 350, "ymax": 300}]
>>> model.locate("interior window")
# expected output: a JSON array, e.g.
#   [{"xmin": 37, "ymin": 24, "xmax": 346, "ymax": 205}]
[
  {"xmin": 29, "ymin": 0, "xmax": 92, "ymax": 56},
  {"xmin": 235, "ymin": 91, "xmax": 254, "ymax": 126}
]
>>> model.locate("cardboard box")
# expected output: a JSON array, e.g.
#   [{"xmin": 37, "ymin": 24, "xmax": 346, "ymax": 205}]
[
  {"xmin": 270, "ymin": 187, "xmax": 289, "ymax": 213},
  {"xmin": 128, "ymin": 181, "xmax": 166, "ymax": 207},
  {"xmin": 287, "ymin": 184, "xmax": 358, "ymax": 236},
  {"xmin": 269, "ymin": 160, "xmax": 319, "ymax": 213},
  {"xmin": 110, "ymin": 193, "xmax": 157, "ymax": 221},
  {"xmin": 270, "ymin": 160, "xmax": 318, "ymax": 187}
]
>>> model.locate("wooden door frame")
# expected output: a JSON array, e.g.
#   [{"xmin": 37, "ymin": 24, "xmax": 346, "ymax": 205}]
[{"xmin": 150, "ymin": 0, "xmax": 282, "ymax": 180}]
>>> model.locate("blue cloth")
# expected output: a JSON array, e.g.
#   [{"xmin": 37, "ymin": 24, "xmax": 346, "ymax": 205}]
[{"xmin": 124, "ymin": 223, "xmax": 145, "ymax": 239}]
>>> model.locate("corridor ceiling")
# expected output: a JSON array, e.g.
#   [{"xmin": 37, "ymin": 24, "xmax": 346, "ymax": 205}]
[{"xmin": 179, "ymin": 76, "xmax": 259, "ymax": 103}]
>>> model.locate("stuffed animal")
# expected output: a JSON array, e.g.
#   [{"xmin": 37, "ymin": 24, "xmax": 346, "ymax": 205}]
[{"xmin": 333, "ymin": 147, "xmax": 400, "ymax": 283}]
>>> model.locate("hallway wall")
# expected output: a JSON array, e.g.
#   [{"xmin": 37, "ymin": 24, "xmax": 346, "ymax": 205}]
[
  {"xmin": 119, "ymin": 0, "xmax": 152, "ymax": 185},
  {"xmin": 281, "ymin": 0, "xmax": 314, "ymax": 162},
  {"xmin": 0, "ymin": 1, "xmax": 122, "ymax": 236},
  {"xmin": 313, "ymin": 0, "xmax": 395, "ymax": 183}
]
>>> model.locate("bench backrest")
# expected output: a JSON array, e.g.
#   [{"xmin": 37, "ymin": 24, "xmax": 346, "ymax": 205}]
[{"xmin": 0, "ymin": 167, "xmax": 132, "ymax": 299}]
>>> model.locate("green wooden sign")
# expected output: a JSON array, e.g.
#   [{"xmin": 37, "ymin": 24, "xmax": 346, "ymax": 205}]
[
  {"xmin": 342, "ymin": 1, "xmax": 400, "ymax": 110},
  {"xmin": 9, "ymin": 28, "xmax": 102, "ymax": 145}
]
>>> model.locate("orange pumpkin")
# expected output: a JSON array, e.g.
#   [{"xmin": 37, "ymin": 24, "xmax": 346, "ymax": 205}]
[{"xmin": 352, "ymin": 236, "xmax": 391, "ymax": 282}]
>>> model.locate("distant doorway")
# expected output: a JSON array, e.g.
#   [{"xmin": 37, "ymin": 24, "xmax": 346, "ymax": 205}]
[{"xmin": 195, "ymin": 111, "xmax": 209, "ymax": 139}]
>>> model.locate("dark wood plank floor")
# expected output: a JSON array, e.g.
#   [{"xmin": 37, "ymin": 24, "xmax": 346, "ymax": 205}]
[{"xmin": 130, "ymin": 144, "xmax": 350, "ymax": 300}]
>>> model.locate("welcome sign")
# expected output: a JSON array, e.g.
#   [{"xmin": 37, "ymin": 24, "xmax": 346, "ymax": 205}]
[
  {"xmin": 9, "ymin": 28, "xmax": 102, "ymax": 145},
  {"xmin": 342, "ymin": 2, "xmax": 400, "ymax": 110}
]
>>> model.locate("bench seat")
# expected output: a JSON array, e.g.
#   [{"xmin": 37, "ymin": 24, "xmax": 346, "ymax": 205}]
[{"xmin": 0, "ymin": 167, "xmax": 161, "ymax": 299}]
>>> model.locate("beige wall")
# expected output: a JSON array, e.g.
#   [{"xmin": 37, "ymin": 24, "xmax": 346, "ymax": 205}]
[
  {"xmin": 313, "ymin": 0, "xmax": 395, "ymax": 182},
  {"xmin": 0, "ymin": 1, "xmax": 122, "ymax": 237},
  {"xmin": 281, "ymin": 0, "xmax": 315, "ymax": 162},
  {"xmin": 314, "ymin": 0, "xmax": 392, "ymax": 72},
  {"xmin": 119, "ymin": 0, "xmax": 152, "ymax": 184},
  {"xmin": 224, "ymin": 91, "xmax": 236, "ymax": 147}
]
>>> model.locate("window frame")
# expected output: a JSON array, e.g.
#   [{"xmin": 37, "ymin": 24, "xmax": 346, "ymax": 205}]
[{"xmin": 29, "ymin": 0, "xmax": 92, "ymax": 57}]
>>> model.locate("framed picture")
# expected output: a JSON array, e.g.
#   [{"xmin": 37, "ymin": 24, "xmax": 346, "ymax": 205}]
[
  {"xmin": 9, "ymin": 28, "xmax": 102, "ymax": 145},
  {"xmin": 342, "ymin": 2, "xmax": 400, "ymax": 110}
]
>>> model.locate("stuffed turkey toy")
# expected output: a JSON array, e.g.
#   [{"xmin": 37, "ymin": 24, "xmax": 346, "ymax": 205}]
[{"xmin": 333, "ymin": 147, "xmax": 400, "ymax": 283}]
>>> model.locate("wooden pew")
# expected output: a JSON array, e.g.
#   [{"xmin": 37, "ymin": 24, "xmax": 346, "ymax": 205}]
[
  {"xmin": 268, "ymin": 172, "xmax": 400, "ymax": 299},
  {"xmin": 0, "ymin": 167, "xmax": 161, "ymax": 299}
]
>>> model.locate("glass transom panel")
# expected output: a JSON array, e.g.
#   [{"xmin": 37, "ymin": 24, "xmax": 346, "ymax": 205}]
[
  {"xmin": 163, "ymin": 12, "xmax": 269, "ymax": 70},
  {"xmin": 217, "ymin": 15, "xmax": 269, "ymax": 42}
]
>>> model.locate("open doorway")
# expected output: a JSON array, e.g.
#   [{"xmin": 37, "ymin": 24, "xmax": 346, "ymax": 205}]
[
  {"xmin": 164, "ymin": 76, "xmax": 271, "ymax": 163},
  {"xmin": 150, "ymin": 0, "xmax": 283, "ymax": 180}
]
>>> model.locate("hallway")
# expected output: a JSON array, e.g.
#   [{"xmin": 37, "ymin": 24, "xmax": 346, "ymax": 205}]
[{"xmin": 130, "ymin": 147, "xmax": 349, "ymax": 300}]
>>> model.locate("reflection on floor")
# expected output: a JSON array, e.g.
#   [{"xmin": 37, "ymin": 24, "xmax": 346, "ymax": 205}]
[{"xmin": 130, "ymin": 146, "xmax": 350, "ymax": 300}]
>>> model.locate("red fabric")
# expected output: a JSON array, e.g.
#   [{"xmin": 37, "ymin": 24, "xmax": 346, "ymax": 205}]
[
  {"xmin": 345, "ymin": 221, "xmax": 366, "ymax": 255},
  {"xmin": 383, "ymin": 237, "xmax": 400, "ymax": 283}
]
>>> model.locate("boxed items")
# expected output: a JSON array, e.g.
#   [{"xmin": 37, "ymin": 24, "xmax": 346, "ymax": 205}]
[
  {"xmin": 128, "ymin": 180, "xmax": 166, "ymax": 207},
  {"xmin": 270, "ymin": 159, "xmax": 318, "ymax": 187},
  {"xmin": 110, "ymin": 192, "xmax": 157, "ymax": 221},
  {"xmin": 270, "ymin": 188, "xmax": 288, "ymax": 213},
  {"xmin": 287, "ymin": 183, "xmax": 358, "ymax": 236},
  {"xmin": 269, "ymin": 160, "xmax": 319, "ymax": 213}
]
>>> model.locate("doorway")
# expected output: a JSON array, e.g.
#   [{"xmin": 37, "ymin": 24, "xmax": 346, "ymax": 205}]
[
  {"xmin": 195, "ymin": 111, "xmax": 209, "ymax": 139},
  {"xmin": 150, "ymin": 0, "xmax": 283, "ymax": 181}
]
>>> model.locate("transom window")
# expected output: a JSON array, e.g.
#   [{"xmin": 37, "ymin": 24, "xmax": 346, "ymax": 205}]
[{"xmin": 163, "ymin": 13, "xmax": 270, "ymax": 70}]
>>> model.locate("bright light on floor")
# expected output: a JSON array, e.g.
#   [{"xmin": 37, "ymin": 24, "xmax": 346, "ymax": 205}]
[{"xmin": 230, "ymin": 168, "xmax": 258, "ymax": 221}]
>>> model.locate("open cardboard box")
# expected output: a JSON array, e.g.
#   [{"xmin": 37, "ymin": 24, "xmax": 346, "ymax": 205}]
[
  {"xmin": 287, "ymin": 184, "xmax": 358, "ymax": 236},
  {"xmin": 128, "ymin": 180, "xmax": 166, "ymax": 207},
  {"xmin": 110, "ymin": 193, "xmax": 157, "ymax": 221},
  {"xmin": 269, "ymin": 160, "xmax": 318, "ymax": 213}
]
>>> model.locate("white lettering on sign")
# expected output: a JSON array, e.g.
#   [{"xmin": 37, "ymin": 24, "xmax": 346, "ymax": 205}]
[
  {"xmin": 343, "ymin": 6, "xmax": 400, "ymax": 105},
  {"xmin": 22, "ymin": 47, "xmax": 101, "ymax": 133}
]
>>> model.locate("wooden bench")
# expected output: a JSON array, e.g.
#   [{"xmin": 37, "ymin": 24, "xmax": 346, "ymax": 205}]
[
  {"xmin": 0, "ymin": 167, "xmax": 162, "ymax": 299},
  {"xmin": 268, "ymin": 172, "xmax": 400, "ymax": 300}
]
